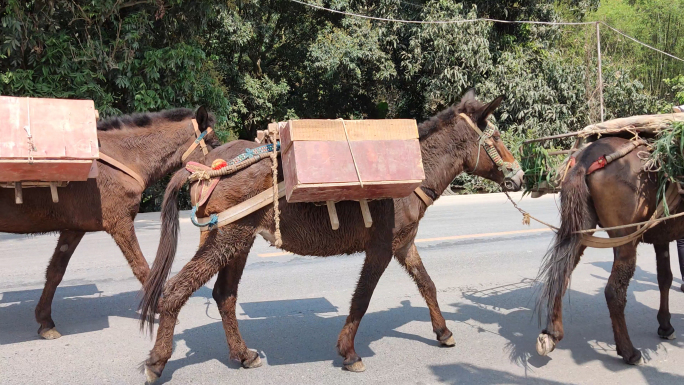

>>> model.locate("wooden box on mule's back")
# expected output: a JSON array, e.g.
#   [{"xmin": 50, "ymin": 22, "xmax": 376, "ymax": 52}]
[
  {"xmin": 0, "ymin": 96, "xmax": 99, "ymax": 183},
  {"xmin": 276, "ymin": 119, "xmax": 425, "ymax": 203}
]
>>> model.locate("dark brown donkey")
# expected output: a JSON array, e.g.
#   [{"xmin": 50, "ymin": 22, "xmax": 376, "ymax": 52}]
[
  {"xmin": 536, "ymin": 136, "xmax": 683, "ymax": 365},
  {"xmin": 0, "ymin": 107, "xmax": 220, "ymax": 340},
  {"xmin": 139, "ymin": 91, "xmax": 524, "ymax": 382}
]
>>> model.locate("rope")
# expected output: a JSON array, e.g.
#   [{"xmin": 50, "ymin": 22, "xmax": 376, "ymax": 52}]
[
  {"xmin": 503, "ymin": 191, "xmax": 559, "ymax": 230},
  {"xmin": 287, "ymin": 0, "xmax": 684, "ymax": 63},
  {"xmin": 338, "ymin": 118, "xmax": 364, "ymax": 187},
  {"xmin": 288, "ymin": 0, "xmax": 594, "ymax": 25},
  {"xmin": 24, "ymin": 98, "xmax": 36, "ymax": 164},
  {"xmin": 187, "ymin": 151, "xmax": 273, "ymax": 183},
  {"xmin": 504, "ymin": 186, "xmax": 684, "ymax": 234},
  {"xmin": 268, "ymin": 127, "xmax": 283, "ymax": 247}
]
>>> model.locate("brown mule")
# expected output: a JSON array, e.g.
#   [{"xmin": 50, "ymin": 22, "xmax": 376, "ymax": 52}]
[
  {"xmin": 536, "ymin": 136, "xmax": 683, "ymax": 365},
  {"xmin": 139, "ymin": 90, "xmax": 524, "ymax": 382},
  {"xmin": 0, "ymin": 107, "xmax": 221, "ymax": 340}
]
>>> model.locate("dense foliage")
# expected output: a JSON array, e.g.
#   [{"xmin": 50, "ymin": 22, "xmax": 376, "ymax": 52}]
[{"xmin": 2, "ymin": 0, "xmax": 683, "ymax": 209}]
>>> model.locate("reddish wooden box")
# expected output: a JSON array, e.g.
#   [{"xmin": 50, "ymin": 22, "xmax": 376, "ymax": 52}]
[
  {"xmin": 276, "ymin": 119, "xmax": 425, "ymax": 203},
  {"xmin": 0, "ymin": 96, "xmax": 99, "ymax": 182}
]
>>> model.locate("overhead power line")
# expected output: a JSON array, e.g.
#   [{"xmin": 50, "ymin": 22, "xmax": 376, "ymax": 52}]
[{"xmin": 288, "ymin": 0, "xmax": 684, "ymax": 63}]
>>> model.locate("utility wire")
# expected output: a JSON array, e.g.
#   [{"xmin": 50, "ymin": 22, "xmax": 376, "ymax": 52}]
[{"xmin": 288, "ymin": 0, "xmax": 684, "ymax": 62}]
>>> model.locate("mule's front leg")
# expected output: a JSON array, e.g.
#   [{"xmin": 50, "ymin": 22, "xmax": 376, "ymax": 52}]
[
  {"xmin": 213, "ymin": 242, "xmax": 261, "ymax": 368},
  {"xmin": 109, "ymin": 220, "xmax": 150, "ymax": 285},
  {"xmin": 337, "ymin": 241, "xmax": 393, "ymax": 372},
  {"xmin": 35, "ymin": 230, "xmax": 85, "ymax": 339},
  {"xmin": 605, "ymin": 244, "xmax": 642, "ymax": 365},
  {"xmin": 394, "ymin": 243, "xmax": 453, "ymax": 346},
  {"xmin": 654, "ymin": 244, "xmax": 676, "ymax": 339}
]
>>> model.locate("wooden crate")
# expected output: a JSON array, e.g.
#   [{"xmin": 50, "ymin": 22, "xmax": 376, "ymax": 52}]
[
  {"xmin": 0, "ymin": 96, "xmax": 99, "ymax": 182},
  {"xmin": 277, "ymin": 119, "xmax": 425, "ymax": 203}
]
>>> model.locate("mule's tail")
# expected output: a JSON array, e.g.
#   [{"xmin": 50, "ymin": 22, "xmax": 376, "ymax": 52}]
[
  {"xmin": 536, "ymin": 161, "xmax": 591, "ymax": 324},
  {"xmin": 139, "ymin": 168, "xmax": 191, "ymax": 333}
]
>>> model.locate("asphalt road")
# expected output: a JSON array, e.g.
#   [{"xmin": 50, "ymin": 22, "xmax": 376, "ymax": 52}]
[{"xmin": 1, "ymin": 192, "xmax": 684, "ymax": 384}]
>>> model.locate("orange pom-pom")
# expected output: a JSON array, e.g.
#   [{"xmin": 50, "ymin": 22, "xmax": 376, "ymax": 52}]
[{"xmin": 211, "ymin": 159, "xmax": 228, "ymax": 170}]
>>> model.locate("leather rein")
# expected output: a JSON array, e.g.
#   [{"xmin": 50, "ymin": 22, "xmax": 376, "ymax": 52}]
[{"xmin": 98, "ymin": 118, "xmax": 212, "ymax": 188}]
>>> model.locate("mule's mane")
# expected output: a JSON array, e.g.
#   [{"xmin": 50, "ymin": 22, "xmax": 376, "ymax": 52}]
[
  {"xmin": 97, "ymin": 108, "xmax": 211, "ymax": 131},
  {"xmin": 417, "ymin": 97, "xmax": 486, "ymax": 139}
]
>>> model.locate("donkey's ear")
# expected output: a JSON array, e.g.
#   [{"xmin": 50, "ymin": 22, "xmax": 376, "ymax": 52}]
[
  {"xmin": 195, "ymin": 106, "xmax": 210, "ymax": 132},
  {"xmin": 477, "ymin": 95, "xmax": 505, "ymax": 124}
]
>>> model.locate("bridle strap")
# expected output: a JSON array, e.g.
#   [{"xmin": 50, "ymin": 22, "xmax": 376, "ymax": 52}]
[
  {"xmin": 458, "ymin": 113, "xmax": 520, "ymax": 177},
  {"xmin": 181, "ymin": 119, "xmax": 212, "ymax": 162}
]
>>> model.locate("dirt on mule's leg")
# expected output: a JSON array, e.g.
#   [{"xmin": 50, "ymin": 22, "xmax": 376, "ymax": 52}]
[
  {"xmin": 213, "ymin": 241, "xmax": 261, "ymax": 369},
  {"xmin": 337, "ymin": 239, "xmax": 393, "ymax": 373},
  {"xmin": 395, "ymin": 243, "xmax": 453, "ymax": 346},
  {"xmin": 654, "ymin": 244, "xmax": 676, "ymax": 340},
  {"xmin": 35, "ymin": 230, "xmax": 86, "ymax": 339},
  {"xmin": 605, "ymin": 244, "xmax": 643, "ymax": 365},
  {"xmin": 144, "ymin": 227, "xmax": 256, "ymax": 383}
]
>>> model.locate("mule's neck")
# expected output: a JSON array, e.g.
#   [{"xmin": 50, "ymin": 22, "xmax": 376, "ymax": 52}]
[
  {"xmin": 98, "ymin": 120, "xmax": 201, "ymax": 188},
  {"xmin": 418, "ymin": 115, "xmax": 474, "ymax": 198}
]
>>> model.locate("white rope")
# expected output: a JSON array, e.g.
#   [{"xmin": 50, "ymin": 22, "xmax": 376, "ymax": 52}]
[
  {"xmin": 288, "ymin": 0, "xmax": 595, "ymax": 25},
  {"xmin": 600, "ymin": 22, "xmax": 684, "ymax": 64},
  {"xmin": 288, "ymin": 0, "xmax": 684, "ymax": 62}
]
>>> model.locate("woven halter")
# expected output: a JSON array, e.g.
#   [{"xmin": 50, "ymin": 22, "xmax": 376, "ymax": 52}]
[{"xmin": 458, "ymin": 113, "xmax": 521, "ymax": 179}]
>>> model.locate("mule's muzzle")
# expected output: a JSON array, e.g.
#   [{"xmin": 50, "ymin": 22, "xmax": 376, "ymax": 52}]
[{"xmin": 504, "ymin": 169, "xmax": 524, "ymax": 192}]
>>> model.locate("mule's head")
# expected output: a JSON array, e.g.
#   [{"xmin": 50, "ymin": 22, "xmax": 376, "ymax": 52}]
[{"xmin": 459, "ymin": 90, "xmax": 523, "ymax": 191}]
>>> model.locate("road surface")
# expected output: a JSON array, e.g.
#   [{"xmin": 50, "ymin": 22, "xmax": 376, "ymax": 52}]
[{"xmin": 1, "ymin": 192, "xmax": 683, "ymax": 384}]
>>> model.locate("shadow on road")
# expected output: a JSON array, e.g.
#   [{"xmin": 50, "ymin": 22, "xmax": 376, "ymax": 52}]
[
  {"xmin": 457, "ymin": 263, "xmax": 684, "ymax": 383},
  {"xmin": 430, "ymin": 363, "xmax": 567, "ymax": 385},
  {"xmin": 0, "ymin": 284, "xmax": 212, "ymax": 345}
]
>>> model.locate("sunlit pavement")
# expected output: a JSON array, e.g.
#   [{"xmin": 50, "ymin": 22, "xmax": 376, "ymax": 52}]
[{"xmin": 1, "ymin": 192, "xmax": 683, "ymax": 384}]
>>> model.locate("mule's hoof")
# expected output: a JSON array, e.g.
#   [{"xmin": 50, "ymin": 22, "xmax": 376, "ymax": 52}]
[
  {"xmin": 658, "ymin": 327, "xmax": 676, "ymax": 340},
  {"xmin": 536, "ymin": 333, "xmax": 556, "ymax": 356},
  {"xmin": 144, "ymin": 365, "xmax": 159, "ymax": 384},
  {"xmin": 681, "ymin": 283, "xmax": 684, "ymax": 293},
  {"xmin": 343, "ymin": 360, "xmax": 366, "ymax": 372},
  {"xmin": 242, "ymin": 354, "xmax": 262, "ymax": 369},
  {"xmin": 439, "ymin": 335, "xmax": 456, "ymax": 347},
  {"xmin": 623, "ymin": 349, "xmax": 643, "ymax": 365},
  {"xmin": 39, "ymin": 328, "xmax": 62, "ymax": 340}
]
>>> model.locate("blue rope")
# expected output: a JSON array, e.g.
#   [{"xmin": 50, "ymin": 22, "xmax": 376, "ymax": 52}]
[
  {"xmin": 195, "ymin": 130, "xmax": 208, "ymax": 143},
  {"xmin": 190, "ymin": 205, "xmax": 218, "ymax": 229},
  {"xmin": 189, "ymin": 142, "xmax": 280, "ymax": 229}
]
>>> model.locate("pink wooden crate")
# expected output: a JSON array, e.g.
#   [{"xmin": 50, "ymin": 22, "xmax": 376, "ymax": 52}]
[
  {"xmin": 277, "ymin": 119, "xmax": 425, "ymax": 203},
  {"xmin": 0, "ymin": 96, "xmax": 99, "ymax": 182}
]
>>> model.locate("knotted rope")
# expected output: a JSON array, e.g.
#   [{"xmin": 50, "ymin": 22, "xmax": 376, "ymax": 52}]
[{"xmin": 268, "ymin": 126, "xmax": 283, "ymax": 247}]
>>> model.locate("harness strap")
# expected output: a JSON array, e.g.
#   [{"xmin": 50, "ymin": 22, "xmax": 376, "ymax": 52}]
[
  {"xmin": 585, "ymin": 139, "xmax": 646, "ymax": 175},
  {"xmin": 414, "ymin": 187, "xmax": 434, "ymax": 207},
  {"xmin": 181, "ymin": 119, "xmax": 212, "ymax": 162},
  {"xmin": 580, "ymin": 182, "xmax": 681, "ymax": 248},
  {"xmin": 194, "ymin": 182, "xmax": 287, "ymax": 232},
  {"xmin": 98, "ymin": 152, "xmax": 146, "ymax": 188}
]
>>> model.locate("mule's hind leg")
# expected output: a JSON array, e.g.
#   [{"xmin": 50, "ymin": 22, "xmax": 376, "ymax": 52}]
[
  {"xmin": 337, "ymin": 238, "xmax": 393, "ymax": 372},
  {"xmin": 35, "ymin": 230, "xmax": 85, "ymax": 339},
  {"xmin": 394, "ymin": 243, "xmax": 453, "ymax": 346},
  {"xmin": 212, "ymin": 238, "xmax": 261, "ymax": 368},
  {"xmin": 537, "ymin": 244, "xmax": 587, "ymax": 356},
  {"xmin": 654, "ymin": 243, "xmax": 676, "ymax": 340},
  {"xmin": 144, "ymin": 228, "xmax": 255, "ymax": 383},
  {"xmin": 605, "ymin": 243, "xmax": 642, "ymax": 365}
]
